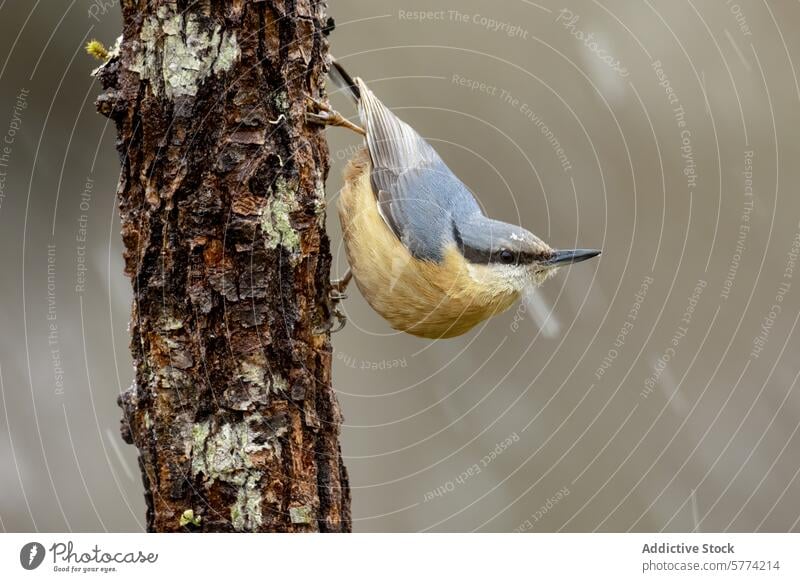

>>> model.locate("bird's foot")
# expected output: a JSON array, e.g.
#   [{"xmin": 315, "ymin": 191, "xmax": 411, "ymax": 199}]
[
  {"xmin": 315, "ymin": 307, "xmax": 347, "ymax": 334},
  {"xmin": 305, "ymin": 95, "xmax": 365, "ymax": 135},
  {"xmin": 330, "ymin": 269, "xmax": 352, "ymax": 300},
  {"xmin": 329, "ymin": 304, "xmax": 347, "ymax": 333},
  {"xmin": 326, "ymin": 269, "xmax": 353, "ymax": 333}
]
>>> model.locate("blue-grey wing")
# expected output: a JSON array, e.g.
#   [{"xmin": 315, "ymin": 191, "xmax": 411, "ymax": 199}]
[{"xmin": 355, "ymin": 79, "xmax": 482, "ymax": 262}]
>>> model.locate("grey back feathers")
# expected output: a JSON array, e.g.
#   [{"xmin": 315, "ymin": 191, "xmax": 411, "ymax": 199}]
[
  {"xmin": 356, "ymin": 78, "xmax": 486, "ymax": 262},
  {"xmin": 330, "ymin": 60, "xmax": 540, "ymax": 265}
]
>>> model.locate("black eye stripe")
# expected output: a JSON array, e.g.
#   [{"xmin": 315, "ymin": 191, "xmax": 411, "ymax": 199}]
[
  {"xmin": 452, "ymin": 220, "xmax": 542, "ymax": 265},
  {"xmin": 492, "ymin": 249, "xmax": 539, "ymax": 265}
]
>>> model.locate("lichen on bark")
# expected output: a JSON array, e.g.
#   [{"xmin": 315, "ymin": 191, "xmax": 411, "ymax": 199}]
[
  {"xmin": 95, "ymin": 0, "xmax": 350, "ymax": 532},
  {"xmin": 261, "ymin": 176, "xmax": 301, "ymax": 254},
  {"xmin": 129, "ymin": 5, "xmax": 241, "ymax": 100}
]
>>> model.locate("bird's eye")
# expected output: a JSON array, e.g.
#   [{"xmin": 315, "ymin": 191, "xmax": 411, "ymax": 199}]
[{"xmin": 498, "ymin": 249, "xmax": 516, "ymax": 264}]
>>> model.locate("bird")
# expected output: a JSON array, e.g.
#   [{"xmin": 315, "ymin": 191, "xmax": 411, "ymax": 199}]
[{"xmin": 306, "ymin": 59, "xmax": 600, "ymax": 339}]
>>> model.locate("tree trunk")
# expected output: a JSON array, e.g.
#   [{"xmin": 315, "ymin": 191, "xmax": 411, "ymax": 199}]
[{"xmin": 93, "ymin": 0, "xmax": 349, "ymax": 532}]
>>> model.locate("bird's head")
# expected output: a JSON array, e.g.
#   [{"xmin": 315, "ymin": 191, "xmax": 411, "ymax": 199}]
[{"xmin": 452, "ymin": 216, "xmax": 600, "ymax": 294}]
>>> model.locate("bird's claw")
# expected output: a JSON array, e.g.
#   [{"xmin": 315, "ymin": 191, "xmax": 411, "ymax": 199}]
[
  {"xmin": 325, "ymin": 270, "xmax": 353, "ymax": 333},
  {"xmin": 315, "ymin": 308, "xmax": 347, "ymax": 334},
  {"xmin": 305, "ymin": 95, "xmax": 366, "ymax": 135},
  {"xmin": 330, "ymin": 305, "xmax": 347, "ymax": 333},
  {"xmin": 323, "ymin": 293, "xmax": 347, "ymax": 333}
]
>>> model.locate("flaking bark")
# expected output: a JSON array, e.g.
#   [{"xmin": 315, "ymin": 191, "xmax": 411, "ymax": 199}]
[{"xmin": 94, "ymin": 0, "xmax": 350, "ymax": 532}]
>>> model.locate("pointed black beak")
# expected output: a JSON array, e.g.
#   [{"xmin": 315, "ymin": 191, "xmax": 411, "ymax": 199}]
[{"xmin": 546, "ymin": 248, "xmax": 601, "ymax": 267}]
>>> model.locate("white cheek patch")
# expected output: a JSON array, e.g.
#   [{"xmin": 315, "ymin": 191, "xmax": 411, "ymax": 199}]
[
  {"xmin": 466, "ymin": 263, "xmax": 528, "ymax": 293},
  {"xmin": 495, "ymin": 264, "xmax": 531, "ymax": 292}
]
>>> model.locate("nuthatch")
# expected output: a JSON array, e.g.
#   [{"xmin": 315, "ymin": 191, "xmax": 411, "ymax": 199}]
[{"xmin": 307, "ymin": 60, "xmax": 600, "ymax": 339}]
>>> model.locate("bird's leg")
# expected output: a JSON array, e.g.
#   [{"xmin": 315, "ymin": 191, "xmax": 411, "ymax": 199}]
[
  {"xmin": 305, "ymin": 96, "xmax": 366, "ymax": 136},
  {"xmin": 330, "ymin": 268, "xmax": 353, "ymax": 302}
]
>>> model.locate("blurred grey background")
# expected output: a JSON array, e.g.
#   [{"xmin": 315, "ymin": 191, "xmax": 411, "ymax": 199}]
[{"xmin": 2, "ymin": 0, "xmax": 800, "ymax": 532}]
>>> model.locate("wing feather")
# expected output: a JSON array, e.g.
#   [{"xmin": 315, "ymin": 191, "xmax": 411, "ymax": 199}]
[{"xmin": 354, "ymin": 78, "xmax": 482, "ymax": 261}]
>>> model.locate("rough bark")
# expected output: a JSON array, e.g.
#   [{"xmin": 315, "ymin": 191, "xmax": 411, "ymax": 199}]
[{"xmin": 93, "ymin": 0, "xmax": 349, "ymax": 532}]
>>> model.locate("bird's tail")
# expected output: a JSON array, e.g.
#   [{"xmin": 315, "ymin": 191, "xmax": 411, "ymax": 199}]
[{"xmin": 329, "ymin": 57, "xmax": 360, "ymax": 103}]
